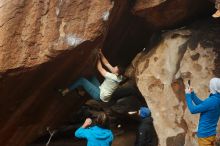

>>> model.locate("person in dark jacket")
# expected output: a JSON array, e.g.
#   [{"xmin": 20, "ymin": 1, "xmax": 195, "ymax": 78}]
[
  {"xmin": 135, "ymin": 107, "xmax": 158, "ymax": 146},
  {"xmin": 75, "ymin": 112, "xmax": 113, "ymax": 146},
  {"xmin": 185, "ymin": 78, "xmax": 220, "ymax": 146}
]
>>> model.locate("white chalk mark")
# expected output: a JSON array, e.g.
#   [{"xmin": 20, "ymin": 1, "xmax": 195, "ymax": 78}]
[
  {"xmin": 66, "ymin": 34, "xmax": 84, "ymax": 47},
  {"xmin": 102, "ymin": 11, "xmax": 110, "ymax": 21},
  {"xmin": 55, "ymin": 0, "xmax": 63, "ymax": 16},
  {"xmin": 55, "ymin": 7, "xmax": 60, "ymax": 16},
  {"xmin": 111, "ymin": 1, "xmax": 114, "ymax": 7}
]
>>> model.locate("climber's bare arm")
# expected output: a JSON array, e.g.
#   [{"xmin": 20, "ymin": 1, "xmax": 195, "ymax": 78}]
[
  {"xmin": 97, "ymin": 58, "xmax": 107, "ymax": 77},
  {"xmin": 99, "ymin": 49, "xmax": 115, "ymax": 73}
]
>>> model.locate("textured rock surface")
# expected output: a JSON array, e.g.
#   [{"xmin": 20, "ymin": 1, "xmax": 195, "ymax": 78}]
[
  {"xmin": 103, "ymin": 0, "xmax": 149, "ymax": 67},
  {"xmin": 0, "ymin": 0, "xmax": 113, "ymax": 71},
  {"xmin": 133, "ymin": 0, "xmax": 214, "ymax": 29},
  {"xmin": 134, "ymin": 0, "xmax": 166, "ymax": 10},
  {"xmin": 0, "ymin": 0, "xmax": 113, "ymax": 146},
  {"xmin": 127, "ymin": 19, "xmax": 220, "ymax": 146},
  {"xmin": 0, "ymin": 0, "xmax": 218, "ymax": 146}
]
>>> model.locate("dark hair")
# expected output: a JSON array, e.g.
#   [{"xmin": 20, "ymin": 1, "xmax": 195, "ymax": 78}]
[
  {"xmin": 117, "ymin": 65, "xmax": 125, "ymax": 75},
  {"xmin": 94, "ymin": 112, "xmax": 110, "ymax": 129}
]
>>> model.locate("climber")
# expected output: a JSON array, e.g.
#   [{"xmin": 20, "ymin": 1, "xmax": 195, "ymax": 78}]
[
  {"xmin": 185, "ymin": 78, "xmax": 220, "ymax": 146},
  {"xmin": 135, "ymin": 107, "xmax": 158, "ymax": 146},
  {"xmin": 75, "ymin": 112, "xmax": 113, "ymax": 146},
  {"xmin": 58, "ymin": 49, "xmax": 125, "ymax": 102},
  {"xmin": 213, "ymin": 0, "xmax": 220, "ymax": 18}
]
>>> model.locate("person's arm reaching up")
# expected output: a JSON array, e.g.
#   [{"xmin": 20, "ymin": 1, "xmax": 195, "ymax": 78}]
[
  {"xmin": 75, "ymin": 118, "xmax": 92, "ymax": 139},
  {"xmin": 191, "ymin": 91, "xmax": 203, "ymax": 105},
  {"xmin": 185, "ymin": 93, "xmax": 212, "ymax": 114},
  {"xmin": 97, "ymin": 58, "xmax": 107, "ymax": 77},
  {"xmin": 185, "ymin": 87, "xmax": 211, "ymax": 114},
  {"xmin": 185, "ymin": 88, "xmax": 203, "ymax": 105},
  {"xmin": 99, "ymin": 49, "xmax": 115, "ymax": 73}
]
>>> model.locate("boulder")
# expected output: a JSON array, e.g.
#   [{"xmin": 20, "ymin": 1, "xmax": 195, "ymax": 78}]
[
  {"xmin": 0, "ymin": 0, "xmax": 113, "ymax": 146},
  {"xmin": 133, "ymin": 0, "xmax": 214, "ymax": 29},
  {"xmin": 127, "ymin": 19, "xmax": 220, "ymax": 146}
]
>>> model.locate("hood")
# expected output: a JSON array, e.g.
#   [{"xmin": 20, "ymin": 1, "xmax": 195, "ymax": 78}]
[
  {"xmin": 209, "ymin": 78, "xmax": 220, "ymax": 94},
  {"xmin": 90, "ymin": 126, "xmax": 113, "ymax": 140}
]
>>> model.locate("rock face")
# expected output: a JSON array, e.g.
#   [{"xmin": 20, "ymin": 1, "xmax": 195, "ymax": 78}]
[
  {"xmin": 104, "ymin": 0, "xmax": 213, "ymax": 67},
  {"xmin": 127, "ymin": 20, "xmax": 220, "ymax": 146},
  {"xmin": 0, "ymin": 0, "xmax": 217, "ymax": 146},
  {"xmin": 134, "ymin": 0, "xmax": 167, "ymax": 10},
  {"xmin": 0, "ymin": 1, "xmax": 113, "ymax": 146},
  {"xmin": 0, "ymin": 0, "xmax": 149, "ymax": 145},
  {"xmin": 103, "ymin": 0, "xmax": 149, "ymax": 67},
  {"xmin": 133, "ymin": 0, "xmax": 214, "ymax": 29},
  {"xmin": 0, "ymin": 0, "xmax": 113, "ymax": 71}
]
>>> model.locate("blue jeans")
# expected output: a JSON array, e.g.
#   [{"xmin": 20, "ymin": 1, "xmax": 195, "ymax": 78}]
[{"xmin": 68, "ymin": 76, "xmax": 100, "ymax": 101}]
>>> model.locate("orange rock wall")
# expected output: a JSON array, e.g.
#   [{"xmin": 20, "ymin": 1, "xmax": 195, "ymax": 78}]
[{"xmin": 0, "ymin": 0, "xmax": 216, "ymax": 146}]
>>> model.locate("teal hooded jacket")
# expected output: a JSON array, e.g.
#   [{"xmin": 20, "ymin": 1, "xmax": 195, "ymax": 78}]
[{"xmin": 75, "ymin": 125, "xmax": 113, "ymax": 146}]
